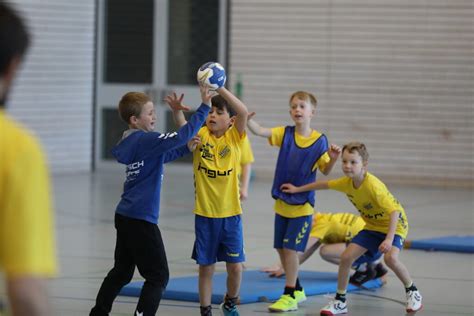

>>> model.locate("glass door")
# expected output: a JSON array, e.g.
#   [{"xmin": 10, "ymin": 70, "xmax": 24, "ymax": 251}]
[{"xmin": 95, "ymin": 0, "xmax": 227, "ymax": 169}]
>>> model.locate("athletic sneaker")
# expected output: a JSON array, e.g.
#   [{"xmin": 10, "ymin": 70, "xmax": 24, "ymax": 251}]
[
  {"xmin": 294, "ymin": 289, "xmax": 307, "ymax": 303},
  {"xmin": 268, "ymin": 294, "xmax": 297, "ymax": 312},
  {"xmin": 219, "ymin": 302, "xmax": 239, "ymax": 316},
  {"xmin": 406, "ymin": 290, "xmax": 423, "ymax": 313},
  {"xmin": 320, "ymin": 299, "xmax": 348, "ymax": 315},
  {"xmin": 349, "ymin": 264, "xmax": 376, "ymax": 285}
]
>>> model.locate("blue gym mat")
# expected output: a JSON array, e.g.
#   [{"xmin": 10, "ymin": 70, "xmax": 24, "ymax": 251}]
[
  {"xmin": 405, "ymin": 235, "xmax": 474, "ymax": 253},
  {"xmin": 119, "ymin": 270, "xmax": 383, "ymax": 304}
]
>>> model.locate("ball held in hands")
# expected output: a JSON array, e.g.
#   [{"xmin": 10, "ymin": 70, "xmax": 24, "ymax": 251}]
[{"xmin": 197, "ymin": 62, "xmax": 226, "ymax": 90}]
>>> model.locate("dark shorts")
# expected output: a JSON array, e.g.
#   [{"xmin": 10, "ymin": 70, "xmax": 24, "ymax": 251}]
[
  {"xmin": 274, "ymin": 213, "xmax": 312, "ymax": 252},
  {"xmin": 192, "ymin": 214, "xmax": 245, "ymax": 265},
  {"xmin": 351, "ymin": 229, "xmax": 404, "ymax": 258}
]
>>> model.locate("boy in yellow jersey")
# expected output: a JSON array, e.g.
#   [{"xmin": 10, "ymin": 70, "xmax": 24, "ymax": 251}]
[
  {"xmin": 281, "ymin": 142, "xmax": 423, "ymax": 315},
  {"xmin": 0, "ymin": 3, "xmax": 57, "ymax": 315},
  {"xmin": 262, "ymin": 212, "xmax": 388, "ymax": 285},
  {"xmin": 247, "ymin": 91, "xmax": 340, "ymax": 312},
  {"xmin": 167, "ymin": 87, "xmax": 249, "ymax": 316}
]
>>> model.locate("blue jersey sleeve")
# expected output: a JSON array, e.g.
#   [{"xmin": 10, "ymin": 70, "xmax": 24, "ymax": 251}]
[
  {"xmin": 140, "ymin": 104, "xmax": 210, "ymax": 155},
  {"xmin": 163, "ymin": 145, "xmax": 190, "ymax": 163}
]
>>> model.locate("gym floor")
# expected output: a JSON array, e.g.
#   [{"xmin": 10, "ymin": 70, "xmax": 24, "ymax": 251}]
[{"xmin": 5, "ymin": 164, "xmax": 474, "ymax": 315}]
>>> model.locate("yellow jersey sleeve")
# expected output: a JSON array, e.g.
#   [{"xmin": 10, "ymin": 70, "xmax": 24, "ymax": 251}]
[
  {"xmin": 240, "ymin": 135, "xmax": 254, "ymax": 165},
  {"xmin": 268, "ymin": 126, "xmax": 286, "ymax": 147},
  {"xmin": 314, "ymin": 151, "xmax": 330, "ymax": 172},
  {"xmin": 0, "ymin": 113, "xmax": 57, "ymax": 277}
]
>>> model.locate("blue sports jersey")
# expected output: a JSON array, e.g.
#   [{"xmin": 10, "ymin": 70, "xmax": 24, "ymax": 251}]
[
  {"xmin": 271, "ymin": 126, "xmax": 328, "ymax": 206},
  {"xmin": 112, "ymin": 103, "xmax": 210, "ymax": 224}
]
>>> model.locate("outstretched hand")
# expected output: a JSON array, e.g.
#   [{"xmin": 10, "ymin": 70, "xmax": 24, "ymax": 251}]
[
  {"xmin": 247, "ymin": 111, "xmax": 256, "ymax": 120},
  {"xmin": 328, "ymin": 144, "xmax": 342, "ymax": 160},
  {"xmin": 280, "ymin": 183, "xmax": 298, "ymax": 193},
  {"xmin": 187, "ymin": 136, "xmax": 201, "ymax": 152},
  {"xmin": 164, "ymin": 92, "xmax": 191, "ymax": 111}
]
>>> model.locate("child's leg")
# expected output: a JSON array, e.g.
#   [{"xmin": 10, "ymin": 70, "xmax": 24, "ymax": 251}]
[
  {"xmin": 90, "ymin": 231, "xmax": 134, "ymax": 316},
  {"xmin": 320, "ymin": 243, "xmax": 367, "ymax": 315},
  {"xmin": 384, "ymin": 247, "xmax": 423, "ymax": 312},
  {"xmin": 134, "ymin": 224, "xmax": 170, "ymax": 315},
  {"xmin": 319, "ymin": 243, "xmax": 347, "ymax": 265},
  {"xmin": 383, "ymin": 247, "xmax": 412, "ymax": 287},
  {"xmin": 199, "ymin": 264, "xmax": 215, "ymax": 307},
  {"xmin": 336, "ymin": 243, "xmax": 367, "ymax": 295},
  {"xmin": 225, "ymin": 262, "xmax": 243, "ymax": 298},
  {"xmin": 282, "ymin": 248, "xmax": 299, "ymax": 288}
]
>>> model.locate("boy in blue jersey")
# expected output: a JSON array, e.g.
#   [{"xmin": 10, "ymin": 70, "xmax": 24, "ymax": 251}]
[
  {"xmin": 167, "ymin": 87, "xmax": 248, "ymax": 316},
  {"xmin": 281, "ymin": 142, "xmax": 423, "ymax": 315},
  {"xmin": 90, "ymin": 85, "xmax": 213, "ymax": 316},
  {"xmin": 247, "ymin": 91, "xmax": 340, "ymax": 312}
]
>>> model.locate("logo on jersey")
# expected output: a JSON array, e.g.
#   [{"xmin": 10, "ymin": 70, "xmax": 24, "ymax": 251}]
[
  {"xmin": 200, "ymin": 142, "xmax": 214, "ymax": 161},
  {"xmin": 125, "ymin": 160, "xmax": 144, "ymax": 182},
  {"xmin": 158, "ymin": 132, "xmax": 177, "ymax": 139},
  {"xmin": 197, "ymin": 162, "xmax": 233, "ymax": 178},
  {"xmin": 218, "ymin": 145, "xmax": 230, "ymax": 158}
]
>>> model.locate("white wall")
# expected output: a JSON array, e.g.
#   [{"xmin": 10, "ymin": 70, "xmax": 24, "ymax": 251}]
[
  {"xmin": 229, "ymin": 0, "xmax": 473, "ymax": 186},
  {"xmin": 6, "ymin": 0, "xmax": 95, "ymax": 173}
]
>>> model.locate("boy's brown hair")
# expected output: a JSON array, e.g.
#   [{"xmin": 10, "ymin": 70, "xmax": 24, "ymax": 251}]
[
  {"xmin": 211, "ymin": 95, "xmax": 236, "ymax": 117},
  {"xmin": 289, "ymin": 91, "xmax": 317, "ymax": 109},
  {"xmin": 342, "ymin": 141, "xmax": 369, "ymax": 162},
  {"xmin": 118, "ymin": 92, "xmax": 151, "ymax": 124}
]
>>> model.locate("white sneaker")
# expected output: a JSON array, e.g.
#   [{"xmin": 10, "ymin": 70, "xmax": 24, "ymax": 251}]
[
  {"xmin": 406, "ymin": 290, "xmax": 423, "ymax": 313},
  {"xmin": 320, "ymin": 299, "xmax": 348, "ymax": 315}
]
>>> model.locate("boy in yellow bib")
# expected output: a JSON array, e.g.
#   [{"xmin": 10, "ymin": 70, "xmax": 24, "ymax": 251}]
[{"xmin": 247, "ymin": 91, "xmax": 340, "ymax": 312}]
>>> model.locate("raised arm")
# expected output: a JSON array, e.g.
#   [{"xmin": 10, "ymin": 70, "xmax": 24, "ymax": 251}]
[
  {"xmin": 215, "ymin": 86, "xmax": 248, "ymax": 135},
  {"xmin": 280, "ymin": 180, "xmax": 330, "ymax": 193},
  {"xmin": 247, "ymin": 112, "xmax": 272, "ymax": 138},
  {"xmin": 240, "ymin": 163, "xmax": 252, "ymax": 200},
  {"xmin": 165, "ymin": 84, "xmax": 213, "ymax": 128}
]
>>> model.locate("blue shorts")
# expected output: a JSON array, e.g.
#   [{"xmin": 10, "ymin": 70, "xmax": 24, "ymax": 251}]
[
  {"xmin": 274, "ymin": 214, "xmax": 312, "ymax": 252},
  {"xmin": 351, "ymin": 229, "xmax": 404, "ymax": 258},
  {"xmin": 192, "ymin": 214, "xmax": 245, "ymax": 265}
]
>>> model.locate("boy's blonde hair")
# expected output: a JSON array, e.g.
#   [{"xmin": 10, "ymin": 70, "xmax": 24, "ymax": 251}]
[
  {"xmin": 289, "ymin": 91, "xmax": 317, "ymax": 109},
  {"xmin": 342, "ymin": 141, "xmax": 369, "ymax": 162},
  {"xmin": 118, "ymin": 92, "xmax": 151, "ymax": 124}
]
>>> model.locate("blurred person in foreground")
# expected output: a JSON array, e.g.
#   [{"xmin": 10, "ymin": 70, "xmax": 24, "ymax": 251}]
[{"xmin": 0, "ymin": 2, "xmax": 57, "ymax": 315}]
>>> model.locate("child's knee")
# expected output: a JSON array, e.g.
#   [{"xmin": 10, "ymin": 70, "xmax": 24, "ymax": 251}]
[
  {"xmin": 340, "ymin": 251, "xmax": 354, "ymax": 265},
  {"xmin": 383, "ymin": 251, "xmax": 399, "ymax": 267},
  {"xmin": 319, "ymin": 245, "xmax": 328, "ymax": 257},
  {"xmin": 227, "ymin": 262, "xmax": 243, "ymax": 275}
]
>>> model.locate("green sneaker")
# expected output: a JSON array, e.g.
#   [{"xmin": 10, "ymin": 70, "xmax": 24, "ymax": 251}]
[
  {"xmin": 268, "ymin": 294, "xmax": 298, "ymax": 312},
  {"xmin": 294, "ymin": 289, "xmax": 307, "ymax": 303}
]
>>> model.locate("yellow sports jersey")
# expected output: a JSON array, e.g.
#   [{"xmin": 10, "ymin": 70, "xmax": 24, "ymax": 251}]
[
  {"xmin": 240, "ymin": 136, "xmax": 254, "ymax": 167},
  {"xmin": 193, "ymin": 125, "xmax": 244, "ymax": 218},
  {"xmin": 328, "ymin": 172, "xmax": 409, "ymax": 238},
  {"xmin": 310, "ymin": 213, "xmax": 365, "ymax": 243},
  {"xmin": 0, "ymin": 111, "xmax": 57, "ymax": 277},
  {"xmin": 269, "ymin": 126, "xmax": 330, "ymax": 218}
]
